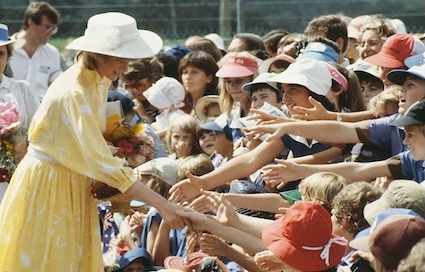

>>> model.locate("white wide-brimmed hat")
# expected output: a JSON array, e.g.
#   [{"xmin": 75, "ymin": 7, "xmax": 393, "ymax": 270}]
[{"xmin": 66, "ymin": 12, "xmax": 163, "ymax": 59}]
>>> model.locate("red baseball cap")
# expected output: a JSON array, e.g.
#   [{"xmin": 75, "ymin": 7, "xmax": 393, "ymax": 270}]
[
  {"xmin": 262, "ymin": 201, "xmax": 347, "ymax": 271},
  {"xmin": 164, "ymin": 252, "xmax": 209, "ymax": 272},
  {"xmin": 364, "ymin": 33, "xmax": 425, "ymax": 68},
  {"xmin": 215, "ymin": 53, "xmax": 259, "ymax": 78}
]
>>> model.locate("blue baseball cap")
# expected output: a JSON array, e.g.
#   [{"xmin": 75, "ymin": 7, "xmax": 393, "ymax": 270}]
[
  {"xmin": 200, "ymin": 114, "xmax": 232, "ymax": 140},
  {"xmin": 296, "ymin": 42, "xmax": 339, "ymax": 63},
  {"xmin": 353, "ymin": 208, "xmax": 421, "ymax": 240},
  {"xmin": 115, "ymin": 248, "xmax": 154, "ymax": 272},
  {"xmin": 387, "ymin": 64, "xmax": 425, "ymax": 86}
]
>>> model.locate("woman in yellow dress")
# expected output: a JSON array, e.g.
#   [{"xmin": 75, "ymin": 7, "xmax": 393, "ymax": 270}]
[{"xmin": 0, "ymin": 12, "xmax": 188, "ymax": 271}]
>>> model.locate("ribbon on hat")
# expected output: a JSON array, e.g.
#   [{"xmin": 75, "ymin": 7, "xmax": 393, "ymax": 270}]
[
  {"xmin": 84, "ymin": 24, "xmax": 140, "ymax": 53},
  {"xmin": 302, "ymin": 237, "xmax": 348, "ymax": 266}
]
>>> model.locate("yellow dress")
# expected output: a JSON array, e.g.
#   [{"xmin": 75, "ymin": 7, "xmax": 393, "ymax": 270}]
[{"xmin": 0, "ymin": 61, "xmax": 135, "ymax": 271}]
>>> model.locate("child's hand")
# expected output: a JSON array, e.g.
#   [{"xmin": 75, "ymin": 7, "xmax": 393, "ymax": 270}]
[
  {"xmin": 175, "ymin": 140, "xmax": 192, "ymax": 158},
  {"xmin": 255, "ymin": 250, "xmax": 288, "ymax": 271},
  {"xmin": 189, "ymin": 192, "xmax": 220, "ymax": 214},
  {"xmin": 200, "ymin": 233, "xmax": 229, "ymax": 257}
]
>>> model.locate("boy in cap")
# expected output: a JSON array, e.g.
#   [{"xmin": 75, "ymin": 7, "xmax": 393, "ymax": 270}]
[
  {"xmin": 114, "ymin": 248, "xmax": 157, "ymax": 272},
  {"xmin": 245, "ymin": 64, "xmax": 425, "ymax": 188},
  {"xmin": 242, "ymin": 72, "xmax": 283, "ymax": 110},
  {"xmin": 200, "ymin": 114, "xmax": 234, "ymax": 162},
  {"xmin": 254, "ymin": 98, "xmax": 425, "ymax": 187}
]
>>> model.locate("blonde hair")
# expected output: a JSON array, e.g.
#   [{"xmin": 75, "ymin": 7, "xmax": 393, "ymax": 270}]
[
  {"xmin": 76, "ymin": 51, "xmax": 109, "ymax": 70},
  {"xmin": 165, "ymin": 115, "xmax": 202, "ymax": 156},
  {"xmin": 139, "ymin": 174, "xmax": 172, "ymax": 199},
  {"xmin": 217, "ymin": 51, "xmax": 259, "ymax": 116},
  {"xmin": 176, "ymin": 154, "xmax": 214, "ymax": 182},
  {"xmin": 369, "ymin": 85, "xmax": 401, "ymax": 117},
  {"xmin": 298, "ymin": 172, "xmax": 348, "ymax": 213}
]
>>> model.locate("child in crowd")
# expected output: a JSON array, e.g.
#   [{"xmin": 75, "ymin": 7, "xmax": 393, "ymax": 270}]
[
  {"xmin": 169, "ymin": 58, "xmax": 343, "ymax": 203},
  {"xmin": 330, "ymin": 182, "xmax": 382, "ymax": 267},
  {"xmin": 194, "ymin": 95, "xmax": 221, "ymax": 123},
  {"xmin": 143, "ymin": 77, "xmax": 187, "ymax": 137},
  {"xmin": 116, "ymin": 158, "xmax": 180, "ymax": 252},
  {"xmin": 368, "ymin": 84, "xmax": 400, "ymax": 118},
  {"xmin": 353, "ymin": 63, "xmax": 385, "ymax": 108},
  {"xmin": 242, "ymin": 72, "xmax": 282, "ymax": 110},
  {"xmin": 165, "ymin": 115, "xmax": 202, "ymax": 160},
  {"xmin": 216, "ymin": 51, "xmax": 259, "ymax": 143},
  {"xmin": 151, "ymin": 154, "xmax": 215, "ymax": 265},
  {"xmin": 257, "ymin": 98, "xmax": 425, "ymax": 186},
  {"xmin": 200, "ymin": 114, "xmax": 234, "ymax": 162}
]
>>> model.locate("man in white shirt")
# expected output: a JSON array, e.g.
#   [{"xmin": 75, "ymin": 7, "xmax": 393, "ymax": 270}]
[{"xmin": 10, "ymin": 1, "xmax": 62, "ymax": 101}]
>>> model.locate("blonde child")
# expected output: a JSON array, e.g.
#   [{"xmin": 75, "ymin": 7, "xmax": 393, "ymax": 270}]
[
  {"xmin": 369, "ymin": 84, "xmax": 400, "ymax": 118},
  {"xmin": 165, "ymin": 115, "xmax": 202, "ymax": 160}
]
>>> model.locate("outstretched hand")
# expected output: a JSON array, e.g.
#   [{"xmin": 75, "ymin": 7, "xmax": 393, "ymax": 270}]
[
  {"xmin": 255, "ymin": 250, "xmax": 288, "ymax": 271},
  {"xmin": 189, "ymin": 190, "xmax": 221, "ymax": 214},
  {"xmin": 291, "ymin": 96, "xmax": 332, "ymax": 121},
  {"xmin": 169, "ymin": 171, "xmax": 204, "ymax": 204},
  {"xmin": 261, "ymin": 159, "xmax": 304, "ymax": 189}
]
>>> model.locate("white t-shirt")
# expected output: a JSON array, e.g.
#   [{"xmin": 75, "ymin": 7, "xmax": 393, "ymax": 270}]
[{"xmin": 9, "ymin": 43, "xmax": 63, "ymax": 101}]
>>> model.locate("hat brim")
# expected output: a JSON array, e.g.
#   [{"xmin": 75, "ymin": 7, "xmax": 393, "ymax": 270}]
[
  {"xmin": 349, "ymin": 235, "xmax": 371, "ymax": 252},
  {"xmin": 404, "ymin": 53, "xmax": 425, "ymax": 68},
  {"xmin": 0, "ymin": 40, "xmax": 14, "ymax": 46},
  {"xmin": 354, "ymin": 70, "xmax": 383, "ymax": 85},
  {"xmin": 66, "ymin": 29, "xmax": 162, "ymax": 59},
  {"xmin": 390, "ymin": 115, "xmax": 423, "ymax": 127},
  {"xmin": 215, "ymin": 65, "xmax": 257, "ymax": 78},
  {"xmin": 242, "ymin": 82, "xmax": 279, "ymax": 93},
  {"xmin": 200, "ymin": 121, "xmax": 223, "ymax": 132},
  {"xmin": 296, "ymin": 51, "xmax": 338, "ymax": 63},
  {"xmin": 363, "ymin": 198, "xmax": 391, "ymax": 226},
  {"xmin": 387, "ymin": 68, "xmax": 425, "ymax": 85},
  {"xmin": 164, "ymin": 256, "xmax": 185, "ymax": 270},
  {"xmin": 364, "ymin": 53, "xmax": 405, "ymax": 69},
  {"xmin": 259, "ymin": 55, "xmax": 294, "ymax": 74},
  {"xmin": 194, "ymin": 95, "xmax": 219, "ymax": 122},
  {"xmin": 263, "ymin": 217, "xmax": 346, "ymax": 271}
]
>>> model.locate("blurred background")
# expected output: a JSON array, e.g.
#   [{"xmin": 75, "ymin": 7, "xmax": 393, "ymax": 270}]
[{"xmin": 1, "ymin": 0, "xmax": 425, "ymax": 50}]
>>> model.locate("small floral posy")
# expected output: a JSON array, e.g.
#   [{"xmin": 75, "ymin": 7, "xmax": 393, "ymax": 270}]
[
  {"xmin": 91, "ymin": 111, "xmax": 155, "ymax": 199},
  {"xmin": 0, "ymin": 99, "xmax": 22, "ymax": 183}
]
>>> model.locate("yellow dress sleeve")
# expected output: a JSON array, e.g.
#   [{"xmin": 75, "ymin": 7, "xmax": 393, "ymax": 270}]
[{"xmin": 29, "ymin": 66, "xmax": 135, "ymax": 192}]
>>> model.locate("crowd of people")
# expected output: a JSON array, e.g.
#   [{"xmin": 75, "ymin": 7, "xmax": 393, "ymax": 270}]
[{"xmin": 1, "ymin": 1, "xmax": 425, "ymax": 271}]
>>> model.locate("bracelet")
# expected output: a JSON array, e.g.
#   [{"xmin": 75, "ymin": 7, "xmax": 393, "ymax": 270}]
[{"xmin": 336, "ymin": 113, "xmax": 342, "ymax": 122}]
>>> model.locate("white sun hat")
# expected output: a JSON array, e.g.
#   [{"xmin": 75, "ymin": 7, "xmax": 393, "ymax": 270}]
[{"xmin": 66, "ymin": 12, "xmax": 163, "ymax": 59}]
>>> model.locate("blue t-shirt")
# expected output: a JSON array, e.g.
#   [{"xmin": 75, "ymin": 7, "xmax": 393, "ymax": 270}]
[
  {"xmin": 356, "ymin": 114, "xmax": 407, "ymax": 156},
  {"xmin": 140, "ymin": 209, "xmax": 187, "ymax": 257},
  {"xmin": 386, "ymin": 151, "xmax": 425, "ymax": 183}
]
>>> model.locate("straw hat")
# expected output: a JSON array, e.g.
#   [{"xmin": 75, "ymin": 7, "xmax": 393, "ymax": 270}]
[{"xmin": 66, "ymin": 12, "xmax": 162, "ymax": 59}]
